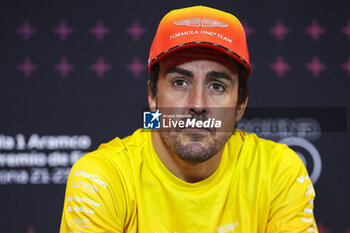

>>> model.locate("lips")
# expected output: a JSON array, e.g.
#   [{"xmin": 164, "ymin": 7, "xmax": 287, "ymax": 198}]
[
  {"xmin": 183, "ymin": 126, "xmax": 212, "ymax": 132},
  {"xmin": 180, "ymin": 119, "xmax": 215, "ymax": 134}
]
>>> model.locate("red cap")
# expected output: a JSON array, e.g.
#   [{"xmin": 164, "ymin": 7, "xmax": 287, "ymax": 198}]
[{"xmin": 148, "ymin": 6, "xmax": 251, "ymax": 77}]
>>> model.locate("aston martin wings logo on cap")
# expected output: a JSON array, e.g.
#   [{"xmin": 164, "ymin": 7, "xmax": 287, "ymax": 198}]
[{"xmin": 174, "ymin": 18, "xmax": 229, "ymax": 27}]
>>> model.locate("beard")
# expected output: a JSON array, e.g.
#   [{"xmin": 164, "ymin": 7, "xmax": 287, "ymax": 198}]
[
  {"xmin": 156, "ymin": 103, "xmax": 239, "ymax": 164},
  {"xmin": 160, "ymin": 129, "xmax": 233, "ymax": 163}
]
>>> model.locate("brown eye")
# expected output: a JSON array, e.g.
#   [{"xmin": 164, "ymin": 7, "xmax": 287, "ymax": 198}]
[
  {"xmin": 210, "ymin": 83, "xmax": 225, "ymax": 92},
  {"xmin": 173, "ymin": 79, "xmax": 188, "ymax": 87}
]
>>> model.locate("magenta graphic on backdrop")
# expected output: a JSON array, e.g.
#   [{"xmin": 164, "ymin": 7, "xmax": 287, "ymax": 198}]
[
  {"xmin": 306, "ymin": 56, "xmax": 327, "ymax": 77},
  {"xmin": 90, "ymin": 57, "xmax": 111, "ymax": 78},
  {"xmin": 126, "ymin": 57, "xmax": 146, "ymax": 78},
  {"xmin": 53, "ymin": 21, "xmax": 74, "ymax": 41},
  {"xmin": 269, "ymin": 20, "xmax": 290, "ymax": 41},
  {"xmin": 54, "ymin": 57, "xmax": 75, "ymax": 78},
  {"xmin": 125, "ymin": 21, "xmax": 147, "ymax": 41},
  {"xmin": 17, "ymin": 20, "xmax": 37, "ymax": 41},
  {"xmin": 18, "ymin": 57, "xmax": 38, "ymax": 78},
  {"xmin": 270, "ymin": 56, "xmax": 291, "ymax": 77},
  {"xmin": 90, "ymin": 21, "xmax": 111, "ymax": 41},
  {"xmin": 305, "ymin": 20, "xmax": 326, "ymax": 41}
]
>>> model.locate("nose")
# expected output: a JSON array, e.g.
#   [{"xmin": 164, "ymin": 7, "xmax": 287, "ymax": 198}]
[{"xmin": 187, "ymin": 85, "xmax": 208, "ymax": 115}]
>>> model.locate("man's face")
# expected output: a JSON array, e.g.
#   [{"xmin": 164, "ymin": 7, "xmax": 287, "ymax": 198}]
[{"xmin": 148, "ymin": 47, "xmax": 247, "ymax": 163}]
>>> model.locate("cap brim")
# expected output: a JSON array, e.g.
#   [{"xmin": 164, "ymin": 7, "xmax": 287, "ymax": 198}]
[{"xmin": 148, "ymin": 41, "xmax": 251, "ymax": 76}]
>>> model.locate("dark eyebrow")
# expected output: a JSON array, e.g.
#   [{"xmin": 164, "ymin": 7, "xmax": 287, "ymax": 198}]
[
  {"xmin": 206, "ymin": 71, "xmax": 234, "ymax": 84},
  {"xmin": 166, "ymin": 67, "xmax": 193, "ymax": 78}
]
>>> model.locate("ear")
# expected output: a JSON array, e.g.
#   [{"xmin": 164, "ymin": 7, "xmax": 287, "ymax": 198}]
[
  {"xmin": 235, "ymin": 96, "xmax": 249, "ymax": 122},
  {"xmin": 147, "ymin": 80, "xmax": 157, "ymax": 111}
]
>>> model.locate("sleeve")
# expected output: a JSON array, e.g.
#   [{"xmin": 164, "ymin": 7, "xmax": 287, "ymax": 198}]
[
  {"xmin": 266, "ymin": 146, "xmax": 318, "ymax": 233},
  {"xmin": 59, "ymin": 152, "xmax": 130, "ymax": 233}
]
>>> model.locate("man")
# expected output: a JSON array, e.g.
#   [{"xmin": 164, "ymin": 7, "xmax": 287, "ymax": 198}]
[{"xmin": 60, "ymin": 6, "xmax": 318, "ymax": 233}]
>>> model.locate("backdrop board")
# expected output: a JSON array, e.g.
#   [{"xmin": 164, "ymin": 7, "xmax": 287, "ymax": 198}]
[{"xmin": 0, "ymin": 0, "xmax": 349, "ymax": 232}]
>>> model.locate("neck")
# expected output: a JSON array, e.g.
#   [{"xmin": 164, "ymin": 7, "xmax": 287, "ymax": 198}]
[{"xmin": 151, "ymin": 131, "xmax": 224, "ymax": 183}]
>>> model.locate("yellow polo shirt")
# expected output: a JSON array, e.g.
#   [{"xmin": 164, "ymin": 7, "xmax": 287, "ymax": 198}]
[{"xmin": 60, "ymin": 129, "xmax": 318, "ymax": 233}]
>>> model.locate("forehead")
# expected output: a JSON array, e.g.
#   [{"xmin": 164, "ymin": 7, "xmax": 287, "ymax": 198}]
[{"xmin": 158, "ymin": 47, "xmax": 239, "ymax": 73}]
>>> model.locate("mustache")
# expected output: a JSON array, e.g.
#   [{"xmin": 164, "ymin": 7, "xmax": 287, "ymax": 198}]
[
  {"xmin": 177, "ymin": 113, "xmax": 216, "ymax": 133},
  {"xmin": 175, "ymin": 111, "xmax": 209, "ymax": 124}
]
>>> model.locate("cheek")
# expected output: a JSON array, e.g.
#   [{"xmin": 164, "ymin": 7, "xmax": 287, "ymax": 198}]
[
  {"xmin": 210, "ymin": 108, "xmax": 237, "ymax": 132},
  {"xmin": 158, "ymin": 92, "xmax": 178, "ymax": 106},
  {"xmin": 228, "ymin": 85, "xmax": 240, "ymax": 107},
  {"xmin": 156, "ymin": 81, "xmax": 188, "ymax": 108},
  {"xmin": 209, "ymin": 87, "xmax": 239, "ymax": 108}
]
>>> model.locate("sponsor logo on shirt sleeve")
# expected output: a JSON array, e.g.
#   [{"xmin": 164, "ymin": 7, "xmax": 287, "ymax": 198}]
[
  {"xmin": 71, "ymin": 181, "xmax": 99, "ymax": 194},
  {"xmin": 73, "ymin": 169, "xmax": 107, "ymax": 188},
  {"xmin": 67, "ymin": 195, "xmax": 101, "ymax": 207}
]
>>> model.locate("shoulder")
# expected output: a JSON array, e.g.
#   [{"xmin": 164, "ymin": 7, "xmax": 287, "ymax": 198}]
[
  {"xmin": 230, "ymin": 130, "xmax": 305, "ymax": 173},
  {"xmin": 231, "ymin": 129, "xmax": 298, "ymax": 158},
  {"xmin": 232, "ymin": 129, "xmax": 285, "ymax": 150},
  {"xmin": 77, "ymin": 129, "xmax": 149, "ymax": 167},
  {"xmin": 70, "ymin": 129, "xmax": 150, "ymax": 187}
]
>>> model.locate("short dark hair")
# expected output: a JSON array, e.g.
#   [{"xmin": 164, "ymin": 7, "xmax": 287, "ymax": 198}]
[{"xmin": 149, "ymin": 62, "xmax": 250, "ymax": 106}]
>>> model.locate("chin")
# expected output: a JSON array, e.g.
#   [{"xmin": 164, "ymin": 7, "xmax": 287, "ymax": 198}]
[
  {"xmin": 174, "ymin": 140, "xmax": 218, "ymax": 163},
  {"xmin": 160, "ymin": 130, "xmax": 230, "ymax": 164}
]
